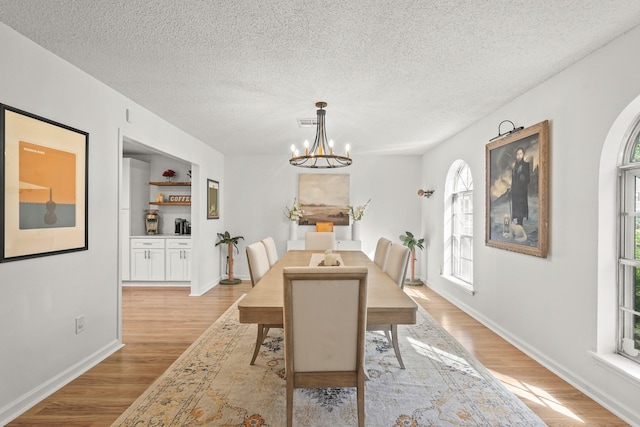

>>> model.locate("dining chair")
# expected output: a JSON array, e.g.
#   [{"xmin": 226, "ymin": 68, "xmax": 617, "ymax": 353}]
[
  {"xmin": 369, "ymin": 243, "xmax": 411, "ymax": 369},
  {"xmin": 373, "ymin": 237, "xmax": 392, "ymax": 270},
  {"xmin": 246, "ymin": 241, "xmax": 281, "ymax": 365},
  {"xmin": 304, "ymin": 231, "xmax": 336, "ymax": 250},
  {"xmin": 283, "ymin": 266, "xmax": 368, "ymax": 427},
  {"xmin": 384, "ymin": 243, "xmax": 411, "ymax": 287},
  {"xmin": 261, "ymin": 236, "xmax": 278, "ymax": 267}
]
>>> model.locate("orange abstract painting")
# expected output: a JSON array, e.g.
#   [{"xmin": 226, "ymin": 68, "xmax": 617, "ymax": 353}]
[{"xmin": 19, "ymin": 141, "xmax": 76, "ymax": 228}]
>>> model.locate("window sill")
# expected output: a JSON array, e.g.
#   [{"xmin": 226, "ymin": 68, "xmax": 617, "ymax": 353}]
[
  {"xmin": 590, "ymin": 351, "xmax": 640, "ymax": 387},
  {"xmin": 441, "ymin": 274, "xmax": 475, "ymax": 295}
]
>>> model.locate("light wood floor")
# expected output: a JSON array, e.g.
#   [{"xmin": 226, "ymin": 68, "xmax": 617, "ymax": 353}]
[{"xmin": 9, "ymin": 283, "xmax": 628, "ymax": 426}]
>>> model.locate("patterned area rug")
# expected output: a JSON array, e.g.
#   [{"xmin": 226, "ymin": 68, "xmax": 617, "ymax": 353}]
[{"xmin": 112, "ymin": 296, "xmax": 546, "ymax": 426}]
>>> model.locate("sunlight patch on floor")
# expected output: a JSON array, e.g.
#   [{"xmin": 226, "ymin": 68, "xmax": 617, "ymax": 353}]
[
  {"xmin": 407, "ymin": 336, "xmax": 484, "ymax": 380},
  {"xmin": 489, "ymin": 368, "xmax": 584, "ymax": 423},
  {"xmin": 404, "ymin": 287, "xmax": 430, "ymax": 301}
]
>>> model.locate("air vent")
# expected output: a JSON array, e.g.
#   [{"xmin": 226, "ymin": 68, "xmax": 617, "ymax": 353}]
[{"xmin": 297, "ymin": 118, "xmax": 317, "ymax": 127}]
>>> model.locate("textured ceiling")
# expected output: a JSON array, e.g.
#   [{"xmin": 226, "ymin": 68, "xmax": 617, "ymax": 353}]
[{"xmin": 1, "ymin": 1, "xmax": 640, "ymax": 156}]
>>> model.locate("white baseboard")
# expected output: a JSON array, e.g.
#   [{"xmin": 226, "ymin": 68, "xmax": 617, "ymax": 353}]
[
  {"xmin": 425, "ymin": 283, "xmax": 640, "ymax": 426},
  {"xmin": 0, "ymin": 340, "xmax": 123, "ymax": 425}
]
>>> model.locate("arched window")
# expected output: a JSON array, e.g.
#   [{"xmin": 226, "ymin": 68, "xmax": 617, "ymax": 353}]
[
  {"xmin": 450, "ymin": 161, "xmax": 473, "ymax": 285},
  {"xmin": 618, "ymin": 123, "xmax": 640, "ymax": 363}
]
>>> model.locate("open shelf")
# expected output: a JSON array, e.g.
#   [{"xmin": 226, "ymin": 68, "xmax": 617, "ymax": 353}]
[
  {"xmin": 149, "ymin": 201, "xmax": 191, "ymax": 206},
  {"xmin": 149, "ymin": 181, "xmax": 192, "ymax": 186}
]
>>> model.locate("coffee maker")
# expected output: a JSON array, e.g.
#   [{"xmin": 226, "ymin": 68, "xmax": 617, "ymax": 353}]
[
  {"xmin": 174, "ymin": 218, "xmax": 191, "ymax": 235},
  {"xmin": 175, "ymin": 218, "xmax": 184, "ymax": 235}
]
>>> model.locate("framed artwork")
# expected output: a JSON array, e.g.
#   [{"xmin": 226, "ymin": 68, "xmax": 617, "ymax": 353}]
[
  {"xmin": 485, "ymin": 120, "xmax": 549, "ymax": 258},
  {"xmin": 1, "ymin": 104, "xmax": 89, "ymax": 262},
  {"xmin": 207, "ymin": 179, "xmax": 219, "ymax": 219},
  {"xmin": 298, "ymin": 174, "xmax": 350, "ymax": 226}
]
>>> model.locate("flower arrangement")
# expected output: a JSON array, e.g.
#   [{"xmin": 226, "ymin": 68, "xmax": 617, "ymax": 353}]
[
  {"xmin": 162, "ymin": 169, "xmax": 176, "ymax": 180},
  {"xmin": 347, "ymin": 198, "xmax": 371, "ymax": 222},
  {"xmin": 285, "ymin": 198, "xmax": 304, "ymax": 222}
]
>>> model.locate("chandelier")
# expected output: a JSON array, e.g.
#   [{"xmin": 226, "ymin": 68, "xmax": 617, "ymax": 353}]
[{"xmin": 289, "ymin": 102, "xmax": 352, "ymax": 168}]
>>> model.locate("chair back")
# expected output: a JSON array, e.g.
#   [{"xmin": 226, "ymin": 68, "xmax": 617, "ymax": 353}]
[
  {"xmin": 384, "ymin": 243, "xmax": 410, "ymax": 288},
  {"xmin": 283, "ymin": 266, "xmax": 368, "ymax": 426},
  {"xmin": 246, "ymin": 242, "xmax": 270, "ymax": 287},
  {"xmin": 305, "ymin": 231, "xmax": 336, "ymax": 250},
  {"xmin": 283, "ymin": 266, "xmax": 367, "ymax": 372},
  {"xmin": 373, "ymin": 237, "xmax": 392, "ymax": 269},
  {"xmin": 261, "ymin": 236, "xmax": 278, "ymax": 267}
]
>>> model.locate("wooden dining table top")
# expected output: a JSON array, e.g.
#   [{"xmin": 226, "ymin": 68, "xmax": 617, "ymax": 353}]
[{"xmin": 238, "ymin": 250, "xmax": 418, "ymax": 326}]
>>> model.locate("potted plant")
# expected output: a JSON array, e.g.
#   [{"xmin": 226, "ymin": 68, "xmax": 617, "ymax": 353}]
[
  {"xmin": 399, "ymin": 231, "xmax": 425, "ymax": 285},
  {"xmin": 162, "ymin": 169, "xmax": 176, "ymax": 181},
  {"xmin": 216, "ymin": 231, "xmax": 244, "ymax": 284}
]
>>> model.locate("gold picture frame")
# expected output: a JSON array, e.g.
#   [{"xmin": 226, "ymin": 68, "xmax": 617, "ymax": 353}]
[
  {"xmin": 485, "ymin": 120, "xmax": 549, "ymax": 257},
  {"xmin": 207, "ymin": 179, "xmax": 219, "ymax": 219},
  {"xmin": 1, "ymin": 104, "xmax": 89, "ymax": 262}
]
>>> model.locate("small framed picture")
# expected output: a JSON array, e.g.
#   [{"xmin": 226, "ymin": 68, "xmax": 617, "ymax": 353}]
[
  {"xmin": 207, "ymin": 179, "xmax": 219, "ymax": 219},
  {"xmin": 1, "ymin": 104, "xmax": 89, "ymax": 262},
  {"xmin": 485, "ymin": 120, "xmax": 549, "ymax": 258}
]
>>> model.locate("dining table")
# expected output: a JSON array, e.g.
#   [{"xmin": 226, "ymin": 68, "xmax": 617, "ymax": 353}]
[{"xmin": 238, "ymin": 249, "xmax": 418, "ymax": 327}]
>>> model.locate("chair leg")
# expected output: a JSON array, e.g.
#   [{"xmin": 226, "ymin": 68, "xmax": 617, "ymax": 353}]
[
  {"xmin": 286, "ymin": 381, "xmax": 294, "ymax": 427},
  {"xmin": 357, "ymin": 370, "xmax": 365, "ymax": 427},
  {"xmin": 391, "ymin": 324, "xmax": 405, "ymax": 369},
  {"xmin": 250, "ymin": 324, "xmax": 266, "ymax": 365},
  {"xmin": 383, "ymin": 329, "xmax": 392, "ymax": 344}
]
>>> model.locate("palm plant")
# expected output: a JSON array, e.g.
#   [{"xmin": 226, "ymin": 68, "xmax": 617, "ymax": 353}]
[
  {"xmin": 399, "ymin": 231, "xmax": 425, "ymax": 285},
  {"xmin": 216, "ymin": 231, "xmax": 244, "ymax": 284}
]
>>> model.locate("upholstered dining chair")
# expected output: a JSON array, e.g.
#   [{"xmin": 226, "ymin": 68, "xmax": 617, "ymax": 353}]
[
  {"xmin": 368, "ymin": 243, "xmax": 411, "ymax": 369},
  {"xmin": 384, "ymin": 243, "xmax": 411, "ymax": 288},
  {"xmin": 246, "ymin": 241, "xmax": 281, "ymax": 365},
  {"xmin": 283, "ymin": 266, "xmax": 368, "ymax": 427},
  {"xmin": 304, "ymin": 231, "xmax": 336, "ymax": 250},
  {"xmin": 373, "ymin": 237, "xmax": 392, "ymax": 270},
  {"xmin": 261, "ymin": 236, "xmax": 278, "ymax": 267}
]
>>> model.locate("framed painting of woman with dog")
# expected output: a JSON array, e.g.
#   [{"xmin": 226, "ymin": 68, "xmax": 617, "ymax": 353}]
[{"xmin": 485, "ymin": 120, "xmax": 549, "ymax": 258}]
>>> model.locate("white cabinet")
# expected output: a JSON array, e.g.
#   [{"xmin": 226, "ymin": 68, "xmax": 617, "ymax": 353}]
[
  {"xmin": 121, "ymin": 158, "xmax": 151, "ymax": 281},
  {"xmin": 336, "ymin": 240, "xmax": 362, "ymax": 251},
  {"xmin": 286, "ymin": 240, "xmax": 361, "ymax": 251},
  {"xmin": 165, "ymin": 239, "xmax": 192, "ymax": 281},
  {"xmin": 130, "ymin": 238, "xmax": 165, "ymax": 281}
]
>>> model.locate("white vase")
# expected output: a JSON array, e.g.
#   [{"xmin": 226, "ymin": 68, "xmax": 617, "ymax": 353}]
[
  {"xmin": 289, "ymin": 221, "xmax": 298, "ymax": 240},
  {"xmin": 351, "ymin": 221, "xmax": 360, "ymax": 241}
]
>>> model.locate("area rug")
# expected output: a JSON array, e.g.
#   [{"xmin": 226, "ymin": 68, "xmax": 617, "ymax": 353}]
[{"xmin": 112, "ymin": 296, "xmax": 546, "ymax": 426}]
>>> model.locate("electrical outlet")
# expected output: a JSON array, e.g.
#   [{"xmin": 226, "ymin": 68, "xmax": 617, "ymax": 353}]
[{"xmin": 75, "ymin": 315, "xmax": 85, "ymax": 334}]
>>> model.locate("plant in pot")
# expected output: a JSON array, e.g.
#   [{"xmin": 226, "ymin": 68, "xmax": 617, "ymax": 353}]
[
  {"xmin": 399, "ymin": 231, "xmax": 425, "ymax": 286},
  {"xmin": 216, "ymin": 231, "xmax": 244, "ymax": 284}
]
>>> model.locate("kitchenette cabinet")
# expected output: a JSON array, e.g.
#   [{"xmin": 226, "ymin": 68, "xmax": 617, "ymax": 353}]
[
  {"xmin": 130, "ymin": 238, "xmax": 166, "ymax": 281},
  {"xmin": 127, "ymin": 237, "xmax": 192, "ymax": 283},
  {"xmin": 165, "ymin": 238, "xmax": 192, "ymax": 281}
]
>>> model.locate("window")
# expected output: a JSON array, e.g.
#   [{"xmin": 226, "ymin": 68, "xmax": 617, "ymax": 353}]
[
  {"xmin": 451, "ymin": 162, "xmax": 473, "ymax": 284},
  {"xmin": 618, "ymin": 124, "xmax": 640, "ymax": 364}
]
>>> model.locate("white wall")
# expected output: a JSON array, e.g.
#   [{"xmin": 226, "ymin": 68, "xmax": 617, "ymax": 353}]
[
  {"xmin": 224, "ymin": 155, "xmax": 423, "ymax": 279},
  {"xmin": 0, "ymin": 23, "xmax": 225, "ymax": 423},
  {"xmin": 421, "ymin": 25, "xmax": 640, "ymax": 424},
  {"xmin": 4, "ymin": 10, "xmax": 640, "ymax": 425}
]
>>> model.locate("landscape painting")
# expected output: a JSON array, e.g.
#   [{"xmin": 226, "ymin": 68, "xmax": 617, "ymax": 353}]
[{"xmin": 298, "ymin": 174, "xmax": 349, "ymax": 226}]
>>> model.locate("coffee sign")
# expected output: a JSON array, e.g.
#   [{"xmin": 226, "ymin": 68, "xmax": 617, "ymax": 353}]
[{"xmin": 168, "ymin": 195, "xmax": 191, "ymax": 202}]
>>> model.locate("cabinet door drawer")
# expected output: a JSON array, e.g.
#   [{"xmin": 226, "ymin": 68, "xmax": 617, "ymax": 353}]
[
  {"xmin": 166, "ymin": 239, "xmax": 192, "ymax": 249},
  {"xmin": 131, "ymin": 239, "xmax": 165, "ymax": 249}
]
